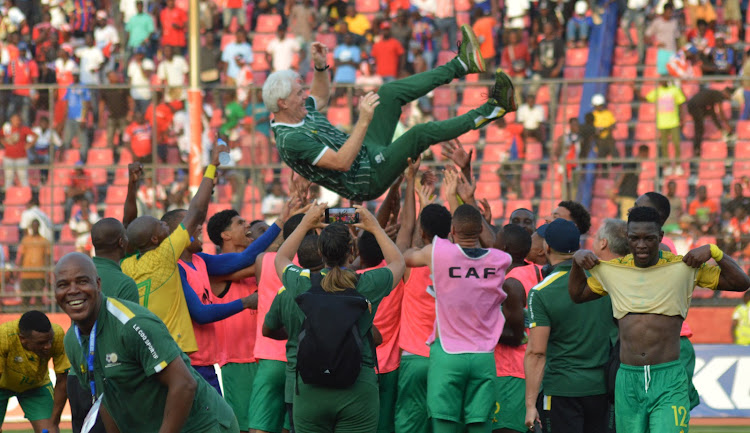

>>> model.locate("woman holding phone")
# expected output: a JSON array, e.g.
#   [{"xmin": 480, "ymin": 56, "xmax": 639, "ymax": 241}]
[{"xmin": 264, "ymin": 202, "xmax": 405, "ymax": 433}]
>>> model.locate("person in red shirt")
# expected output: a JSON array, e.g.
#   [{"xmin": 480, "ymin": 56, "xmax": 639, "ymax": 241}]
[
  {"xmin": 64, "ymin": 163, "xmax": 95, "ymax": 220},
  {"xmin": 1, "ymin": 114, "xmax": 37, "ymax": 187},
  {"xmin": 160, "ymin": 0, "xmax": 188, "ymax": 50},
  {"xmin": 124, "ymin": 110, "xmax": 154, "ymax": 163},
  {"xmin": 371, "ymin": 22, "xmax": 405, "ymax": 81},
  {"xmin": 6, "ymin": 50, "xmax": 39, "ymax": 126},
  {"xmin": 471, "ymin": 8, "xmax": 497, "ymax": 74}
]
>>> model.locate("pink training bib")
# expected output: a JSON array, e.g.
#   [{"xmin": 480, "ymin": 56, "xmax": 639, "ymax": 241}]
[
  {"xmin": 358, "ymin": 261, "xmax": 404, "ymax": 373},
  {"xmin": 180, "ymin": 255, "xmax": 227, "ymax": 367},
  {"xmin": 428, "ymin": 237, "xmax": 511, "ymax": 354}
]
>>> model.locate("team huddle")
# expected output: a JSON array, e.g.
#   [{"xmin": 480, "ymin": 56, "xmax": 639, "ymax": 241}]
[{"xmin": 1, "ymin": 25, "xmax": 749, "ymax": 433}]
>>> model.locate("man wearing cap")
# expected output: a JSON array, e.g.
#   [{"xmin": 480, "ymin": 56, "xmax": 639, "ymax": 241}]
[
  {"xmin": 590, "ymin": 94, "xmax": 618, "ymax": 164},
  {"xmin": 93, "ymin": 10, "xmax": 119, "ymax": 61},
  {"xmin": 371, "ymin": 22, "xmax": 404, "ymax": 81},
  {"xmin": 703, "ymin": 33, "xmax": 735, "ymax": 75},
  {"xmin": 524, "ymin": 218, "xmax": 617, "ymax": 433},
  {"xmin": 263, "ymin": 25, "xmax": 517, "ymax": 202}
]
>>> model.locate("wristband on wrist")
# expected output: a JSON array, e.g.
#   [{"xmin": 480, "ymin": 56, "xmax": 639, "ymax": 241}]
[
  {"xmin": 709, "ymin": 244, "xmax": 724, "ymax": 262},
  {"xmin": 314, "ymin": 64, "xmax": 330, "ymax": 71},
  {"xmin": 204, "ymin": 165, "xmax": 217, "ymax": 180}
]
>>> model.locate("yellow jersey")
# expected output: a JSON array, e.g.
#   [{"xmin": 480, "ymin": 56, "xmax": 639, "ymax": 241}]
[
  {"xmin": 121, "ymin": 224, "xmax": 197, "ymax": 353},
  {"xmin": 733, "ymin": 302, "xmax": 750, "ymax": 345},
  {"xmin": 0, "ymin": 320, "xmax": 70, "ymax": 393},
  {"xmin": 588, "ymin": 251, "xmax": 720, "ymax": 319}
]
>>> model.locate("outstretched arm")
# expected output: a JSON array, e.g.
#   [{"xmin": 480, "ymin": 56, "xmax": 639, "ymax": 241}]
[
  {"xmin": 569, "ymin": 250, "xmax": 604, "ymax": 303},
  {"xmin": 309, "ymin": 42, "xmax": 331, "ymax": 111},
  {"xmin": 354, "ymin": 205, "xmax": 405, "ymax": 288},
  {"xmin": 276, "ymin": 202, "xmax": 328, "ymax": 278},
  {"xmin": 179, "ymin": 265, "xmax": 247, "ymax": 324},
  {"xmin": 683, "ymin": 244, "xmax": 750, "ymax": 292},
  {"xmin": 396, "ymin": 158, "xmax": 420, "ymax": 252},
  {"xmin": 404, "ymin": 244, "xmax": 432, "ymax": 269},
  {"xmin": 123, "ymin": 162, "xmax": 143, "ymax": 228},
  {"xmin": 524, "ymin": 326, "xmax": 550, "ymax": 431},
  {"xmin": 316, "ymin": 92, "xmax": 380, "ymax": 171},
  {"xmin": 181, "ymin": 143, "xmax": 229, "ymax": 236},
  {"xmin": 199, "ymin": 223, "xmax": 281, "ymax": 276}
]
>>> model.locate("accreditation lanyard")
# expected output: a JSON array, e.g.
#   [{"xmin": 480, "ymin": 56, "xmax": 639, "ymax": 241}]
[{"xmin": 75, "ymin": 321, "xmax": 97, "ymax": 404}]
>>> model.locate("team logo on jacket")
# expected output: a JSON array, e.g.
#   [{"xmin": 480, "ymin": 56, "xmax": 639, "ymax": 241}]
[{"xmin": 105, "ymin": 353, "xmax": 119, "ymax": 366}]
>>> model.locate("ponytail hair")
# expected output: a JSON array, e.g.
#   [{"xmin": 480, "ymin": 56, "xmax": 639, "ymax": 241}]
[{"xmin": 317, "ymin": 224, "xmax": 357, "ymax": 293}]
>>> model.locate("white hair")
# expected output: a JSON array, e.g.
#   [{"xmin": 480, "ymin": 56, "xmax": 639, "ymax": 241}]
[{"xmin": 262, "ymin": 70, "xmax": 301, "ymax": 113}]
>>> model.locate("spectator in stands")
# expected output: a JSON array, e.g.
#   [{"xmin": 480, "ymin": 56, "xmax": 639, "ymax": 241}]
[
  {"xmin": 235, "ymin": 55, "xmax": 255, "ymax": 104},
  {"xmin": 289, "ymin": 0, "xmax": 317, "ymax": 42},
  {"xmin": 666, "ymin": 43, "xmax": 699, "ymax": 80},
  {"xmin": 371, "ymin": 22, "xmax": 405, "ymax": 82},
  {"xmin": 333, "ymin": 33, "xmax": 360, "ymax": 95},
  {"xmin": 261, "ymin": 179, "xmax": 286, "ymax": 224},
  {"xmin": 433, "ymin": 0, "xmax": 457, "ymax": 49},
  {"xmin": 703, "ymin": 33, "xmax": 734, "ymax": 75},
  {"xmin": 102, "ymin": 71, "xmax": 130, "ymax": 150},
  {"xmin": 579, "ymin": 111, "xmax": 597, "ymax": 159},
  {"xmin": 166, "ymin": 178, "xmax": 190, "ymax": 212},
  {"xmin": 517, "ymin": 93, "xmax": 546, "ymax": 144},
  {"xmin": 5, "ymin": 43, "xmax": 38, "ymax": 126},
  {"xmin": 65, "ymin": 162, "xmax": 95, "ymax": 219},
  {"xmin": 223, "ymin": 0, "xmax": 246, "ymax": 29},
  {"xmin": 246, "ymin": 88, "xmax": 271, "ymax": 138},
  {"xmin": 355, "ymin": 60, "xmax": 383, "ymax": 94},
  {"xmin": 686, "ymin": 18, "xmax": 714, "ymax": 53},
  {"xmin": 391, "ymin": 10, "xmax": 412, "ymax": 51},
  {"xmin": 160, "ymin": 0, "xmax": 187, "ymax": 52},
  {"xmin": 123, "ymin": 110, "xmax": 153, "ymax": 163},
  {"xmin": 157, "ymin": 45, "xmax": 188, "ymax": 102},
  {"xmin": 62, "ymin": 70, "xmax": 92, "ymax": 161},
  {"xmin": 504, "ymin": 0, "xmax": 529, "ymax": 30},
  {"xmin": 69, "ymin": 198, "xmax": 100, "ymax": 255},
  {"xmin": 689, "ymin": 185, "xmax": 720, "ymax": 233},
  {"xmin": 29, "ymin": 116, "xmax": 60, "ymax": 181},
  {"xmin": 471, "ymin": 8, "xmax": 497, "ymax": 74},
  {"xmin": 76, "ymin": 32, "xmax": 105, "ymax": 123},
  {"xmin": 343, "ymin": 3, "xmax": 369, "ymax": 39},
  {"xmin": 54, "ymin": 46, "xmax": 78, "ymax": 98},
  {"xmin": 566, "ymin": 1, "xmax": 591, "ymax": 48},
  {"xmin": 20, "ymin": 197, "xmax": 54, "ymax": 242},
  {"xmin": 127, "ymin": 47, "xmax": 154, "ymax": 114},
  {"xmin": 501, "ymin": 29, "xmax": 530, "ymax": 103},
  {"xmin": 266, "ymin": 25, "xmax": 301, "ymax": 73},
  {"xmin": 741, "ymin": 50, "xmax": 750, "ymax": 121},
  {"xmin": 621, "ymin": 0, "xmax": 649, "ymax": 58},
  {"xmin": 3, "ymin": 0, "xmax": 26, "ymax": 32},
  {"xmin": 124, "ymin": 1, "xmax": 155, "ymax": 58},
  {"xmin": 93, "ymin": 10, "xmax": 119, "ymax": 69},
  {"xmin": 664, "ymin": 180, "xmax": 683, "ymax": 233},
  {"xmin": 1, "ymin": 113, "xmax": 36, "ymax": 187},
  {"xmin": 334, "ymin": 20, "xmax": 362, "ymax": 46},
  {"xmin": 145, "ymin": 91, "xmax": 173, "ymax": 150},
  {"xmin": 221, "ymin": 29, "xmax": 253, "ymax": 86},
  {"xmin": 646, "ymin": 2, "xmax": 680, "ymax": 76},
  {"xmin": 137, "ymin": 172, "xmax": 167, "ymax": 218},
  {"xmin": 732, "ymin": 291, "xmax": 750, "ymax": 345},
  {"xmin": 32, "ymin": 12, "xmax": 57, "ymax": 61},
  {"xmin": 16, "ymin": 220, "xmax": 51, "ymax": 307},
  {"xmin": 685, "ymin": 0, "xmax": 717, "ymax": 29},
  {"xmin": 590, "ymin": 94, "xmax": 618, "ymax": 166},
  {"xmin": 612, "ymin": 145, "xmax": 649, "ymax": 219},
  {"xmin": 645, "ymin": 78, "xmax": 686, "ymax": 176},
  {"xmin": 725, "ymin": 182, "xmax": 750, "ymax": 216},
  {"xmin": 531, "ymin": 21, "xmax": 564, "ymax": 94},
  {"xmin": 411, "ymin": 10, "xmax": 436, "ymax": 70},
  {"xmin": 220, "ymin": 90, "xmax": 246, "ymax": 137},
  {"xmin": 687, "ymin": 86, "xmax": 734, "ymax": 155},
  {"xmin": 559, "ymin": 117, "xmax": 582, "ymax": 195},
  {"xmin": 199, "ymin": 31, "xmax": 222, "ymax": 105}
]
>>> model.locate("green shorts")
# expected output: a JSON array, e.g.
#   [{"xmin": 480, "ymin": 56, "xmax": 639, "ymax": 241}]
[
  {"xmin": 0, "ymin": 382, "xmax": 54, "ymax": 422},
  {"xmin": 492, "ymin": 376, "xmax": 527, "ymax": 433},
  {"xmin": 249, "ymin": 360, "xmax": 289, "ymax": 433},
  {"xmin": 395, "ymin": 355, "xmax": 430, "ymax": 433},
  {"xmin": 679, "ymin": 337, "xmax": 699, "ymax": 410},
  {"xmin": 221, "ymin": 362, "xmax": 258, "ymax": 431},
  {"xmin": 294, "ymin": 367, "xmax": 379, "ymax": 433},
  {"xmin": 615, "ymin": 360, "xmax": 690, "ymax": 433},
  {"xmin": 377, "ymin": 369, "xmax": 399, "ymax": 433},
  {"xmin": 427, "ymin": 340, "xmax": 496, "ymax": 425}
]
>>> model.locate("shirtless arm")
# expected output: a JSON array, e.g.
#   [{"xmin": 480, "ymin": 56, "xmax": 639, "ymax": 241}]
[
  {"xmin": 683, "ymin": 245, "xmax": 750, "ymax": 292},
  {"xmin": 498, "ymin": 278, "xmax": 526, "ymax": 346},
  {"xmin": 569, "ymin": 250, "xmax": 604, "ymax": 303},
  {"xmin": 315, "ymin": 93, "xmax": 379, "ymax": 172}
]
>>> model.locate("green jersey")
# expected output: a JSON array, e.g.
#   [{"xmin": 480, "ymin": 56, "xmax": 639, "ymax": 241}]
[
  {"xmin": 93, "ymin": 257, "xmax": 139, "ymax": 304},
  {"xmin": 64, "ymin": 297, "xmax": 235, "ymax": 433},
  {"xmin": 264, "ymin": 265, "xmax": 393, "ymax": 401},
  {"xmin": 273, "ymin": 97, "xmax": 375, "ymax": 201},
  {"xmin": 527, "ymin": 262, "xmax": 617, "ymax": 397}
]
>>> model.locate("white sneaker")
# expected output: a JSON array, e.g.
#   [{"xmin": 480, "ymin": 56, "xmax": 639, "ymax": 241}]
[
  {"xmin": 664, "ymin": 166, "xmax": 673, "ymax": 176},
  {"xmin": 675, "ymin": 166, "xmax": 684, "ymax": 176}
]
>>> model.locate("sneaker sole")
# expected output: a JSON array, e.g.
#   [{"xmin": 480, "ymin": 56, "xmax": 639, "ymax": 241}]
[
  {"xmin": 494, "ymin": 69, "xmax": 517, "ymax": 112},
  {"xmin": 461, "ymin": 25, "xmax": 486, "ymax": 73}
]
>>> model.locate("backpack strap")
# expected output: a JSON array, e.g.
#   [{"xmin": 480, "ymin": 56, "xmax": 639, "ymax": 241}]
[
  {"xmin": 308, "ymin": 271, "xmax": 324, "ymax": 291},
  {"xmin": 366, "ymin": 328, "xmax": 380, "ymax": 381}
]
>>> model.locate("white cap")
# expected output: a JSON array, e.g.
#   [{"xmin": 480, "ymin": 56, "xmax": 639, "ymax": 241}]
[
  {"xmin": 591, "ymin": 94, "xmax": 605, "ymax": 106},
  {"xmin": 575, "ymin": 0, "xmax": 588, "ymax": 15}
]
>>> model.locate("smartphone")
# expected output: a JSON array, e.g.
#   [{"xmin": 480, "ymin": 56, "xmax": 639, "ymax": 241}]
[{"xmin": 325, "ymin": 207, "xmax": 359, "ymax": 224}]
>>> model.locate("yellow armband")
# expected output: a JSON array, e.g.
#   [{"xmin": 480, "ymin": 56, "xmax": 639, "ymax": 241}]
[
  {"xmin": 709, "ymin": 244, "xmax": 724, "ymax": 262},
  {"xmin": 204, "ymin": 165, "xmax": 217, "ymax": 180}
]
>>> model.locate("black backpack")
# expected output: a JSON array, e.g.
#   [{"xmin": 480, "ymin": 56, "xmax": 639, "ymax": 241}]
[{"xmin": 295, "ymin": 272, "xmax": 375, "ymax": 389}]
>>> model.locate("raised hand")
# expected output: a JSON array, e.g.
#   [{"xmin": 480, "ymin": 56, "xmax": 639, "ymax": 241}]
[
  {"xmin": 128, "ymin": 162, "xmax": 144, "ymax": 184},
  {"xmin": 212, "ymin": 141, "xmax": 229, "ymax": 167},
  {"xmin": 416, "ymin": 183, "xmax": 436, "ymax": 209},
  {"xmin": 353, "ymin": 204, "xmax": 381, "ymax": 234},
  {"xmin": 683, "ymin": 245, "xmax": 712, "ymax": 268},
  {"xmin": 442, "ymin": 166, "xmax": 459, "ymax": 198},
  {"xmin": 442, "ymin": 139, "xmax": 473, "ymax": 170},
  {"xmin": 300, "ymin": 201, "xmax": 328, "ymax": 230},
  {"xmin": 573, "ymin": 249, "xmax": 601, "ymax": 270},
  {"xmin": 456, "ymin": 172, "xmax": 476, "ymax": 204},
  {"xmin": 310, "ymin": 41, "xmax": 329, "ymax": 69},
  {"xmin": 405, "ymin": 157, "xmax": 421, "ymax": 182},
  {"xmin": 478, "ymin": 198, "xmax": 492, "ymax": 224},
  {"xmin": 358, "ymin": 92, "xmax": 381, "ymax": 122}
]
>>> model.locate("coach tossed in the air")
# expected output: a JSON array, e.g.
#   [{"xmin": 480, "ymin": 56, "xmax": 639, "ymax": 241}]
[
  {"xmin": 568, "ymin": 206, "xmax": 750, "ymax": 433},
  {"xmin": 262, "ymin": 25, "xmax": 516, "ymax": 202}
]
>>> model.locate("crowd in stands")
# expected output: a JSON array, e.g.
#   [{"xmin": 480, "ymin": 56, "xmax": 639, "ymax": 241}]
[{"xmin": 3, "ymin": 0, "xmax": 750, "ymax": 305}]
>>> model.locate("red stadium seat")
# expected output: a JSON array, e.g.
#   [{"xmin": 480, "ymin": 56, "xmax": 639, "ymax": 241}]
[
  {"xmin": 520, "ymin": 163, "xmax": 540, "ymax": 180},
  {"xmin": 616, "ymin": 27, "xmax": 639, "ymax": 46},
  {"xmin": 355, "ymin": 0, "xmax": 380, "ymax": 13},
  {"xmin": 645, "ymin": 47, "xmax": 658, "ymax": 65},
  {"xmin": 525, "ymin": 142, "xmax": 543, "ymax": 161},
  {"xmin": 63, "ymin": 149, "xmax": 82, "ymax": 165},
  {"xmin": 89, "ymin": 168, "xmax": 108, "ymax": 185},
  {"xmin": 638, "ymin": 103, "xmax": 656, "ymax": 122},
  {"xmin": 613, "ymin": 47, "xmax": 638, "ymax": 65},
  {"xmin": 220, "ymin": 34, "xmax": 236, "ymax": 50},
  {"xmin": 565, "ymin": 48, "xmax": 589, "ymax": 67},
  {"xmin": 0, "ymin": 225, "xmax": 19, "ymax": 244},
  {"xmin": 436, "ymin": 50, "xmax": 455, "ymax": 66},
  {"xmin": 593, "ymin": 179, "xmax": 615, "ymax": 198},
  {"xmin": 538, "ymin": 199, "xmax": 557, "ymax": 220},
  {"xmin": 4, "ymin": 186, "xmax": 32, "ymax": 205},
  {"xmin": 54, "ymin": 244, "xmax": 76, "ymax": 261},
  {"xmin": 541, "ymin": 181, "xmax": 562, "ymax": 199},
  {"xmin": 590, "ymin": 198, "xmax": 618, "ymax": 218},
  {"xmin": 457, "ymin": 106, "xmax": 479, "ymax": 144},
  {"xmin": 315, "ymin": 33, "xmax": 337, "ymax": 50},
  {"xmin": 251, "ymin": 34, "xmax": 274, "ymax": 53},
  {"xmin": 698, "ymin": 161, "xmax": 726, "ymax": 179},
  {"xmin": 483, "ymin": 144, "xmax": 507, "ymax": 162},
  {"xmin": 105, "ymin": 186, "xmax": 129, "ymax": 205},
  {"xmin": 562, "ymin": 85, "xmax": 583, "ymax": 103},
  {"xmin": 87, "ymin": 148, "xmax": 114, "ymax": 166},
  {"xmin": 563, "ymin": 67, "xmax": 585, "ymax": 80},
  {"xmin": 637, "ymin": 179, "xmax": 655, "ymax": 196},
  {"xmin": 103, "ymin": 205, "xmax": 124, "ymax": 221},
  {"xmin": 701, "ymin": 141, "xmax": 727, "ymax": 159},
  {"xmin": 608, "ymin": 84, "xmax": 634, "ymax": 103},
  {"xmin": 734, "ymin": 161, "xmax": 750, "ymax": 178},
  {"xmin": 635, "ymin": 123, "xmax": 656, "ymax": 141},
  {"xmin": 455, "ymin": 0, "xmax": 472, "ymax": 11},
  {"xmin": 535, "ymin": 85, "xmax": 550, "ymax": 105},
  {"xmin": 241, "ymin": 203, "xmax": 263, "ymax": 220},
  {"xmin": 479, "ymin": 163, "xmax": 501, "ymax": 181},
  {"xmin": 487, "ymin": 199, "xmax": 504, "ymax": 220},
  {"xmin": 555, "ymin": 104, "xmax": 580, "ymax": 123},
  {"xmin": 475, "ymin": 181, "xmax": 500, "ymax": 200},
  {"xmin": 611, "ymin": 66, "xmax": 637, "ymax": 79},
  {"xmin": 255, "ymin": 14, "xmax": 282, "ymax": 33},
  {"xmin": 60, "ymin": 225, "xmax": 75, "ymax": 243},
  {"xmin": 462, "ymin": 86, "xmax": 488, "ymax": 106},
  {"xmin": 2, "ymin": 206, "xmax": 24, "ymax": 225},
  {"xmin": 699, "ymin": 179, "xmax": 724, "ymax": 198},
  {"xmin": 505, "ymin": 200, "xmax": 533, "ymax": 217},
  {"xmin": 643, "ymin": 66, "xmax": 660, "ymax": 78},
  {"xmin": 433, "ymin": 88, "xmax": 456, "ymax": 106},
  {"xmin": 38, "ymin": 186, "xmax": 65, "ymax": 206},
  {"xmin": 610, "ymin": 103, "xmax": 632, "ymax": 123},
  {"xmin": 48, "ymin": 205, "xmax": 64, "ymax": 224},
  {"xmin": 251, "ymin": 52, "xmax": 270, "ymax": 72}
]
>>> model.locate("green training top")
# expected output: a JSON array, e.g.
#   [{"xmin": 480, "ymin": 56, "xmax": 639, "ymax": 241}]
[
  {"xmin": 273, "ymin": 97, "xmax": 374, "ymax": 201},
  {"xmin": 527, "ymin": 262, "xmax": 618, "ymax": 397},
  {"xmin": 264, "ymin": 265, "xmax": 393, "ymax": 402},
  {"xmin": 93, "ymin": 257, "xmax": 139, "ymax": 304},
  {"xmin": 64, "ymin": 297, "xmax": 234, "ymax": 433}
]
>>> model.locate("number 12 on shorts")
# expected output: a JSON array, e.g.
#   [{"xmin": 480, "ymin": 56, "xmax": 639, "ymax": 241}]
[{"xmin": 671, "ymin": 405, "xmax": 688, "ymax": 428}]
